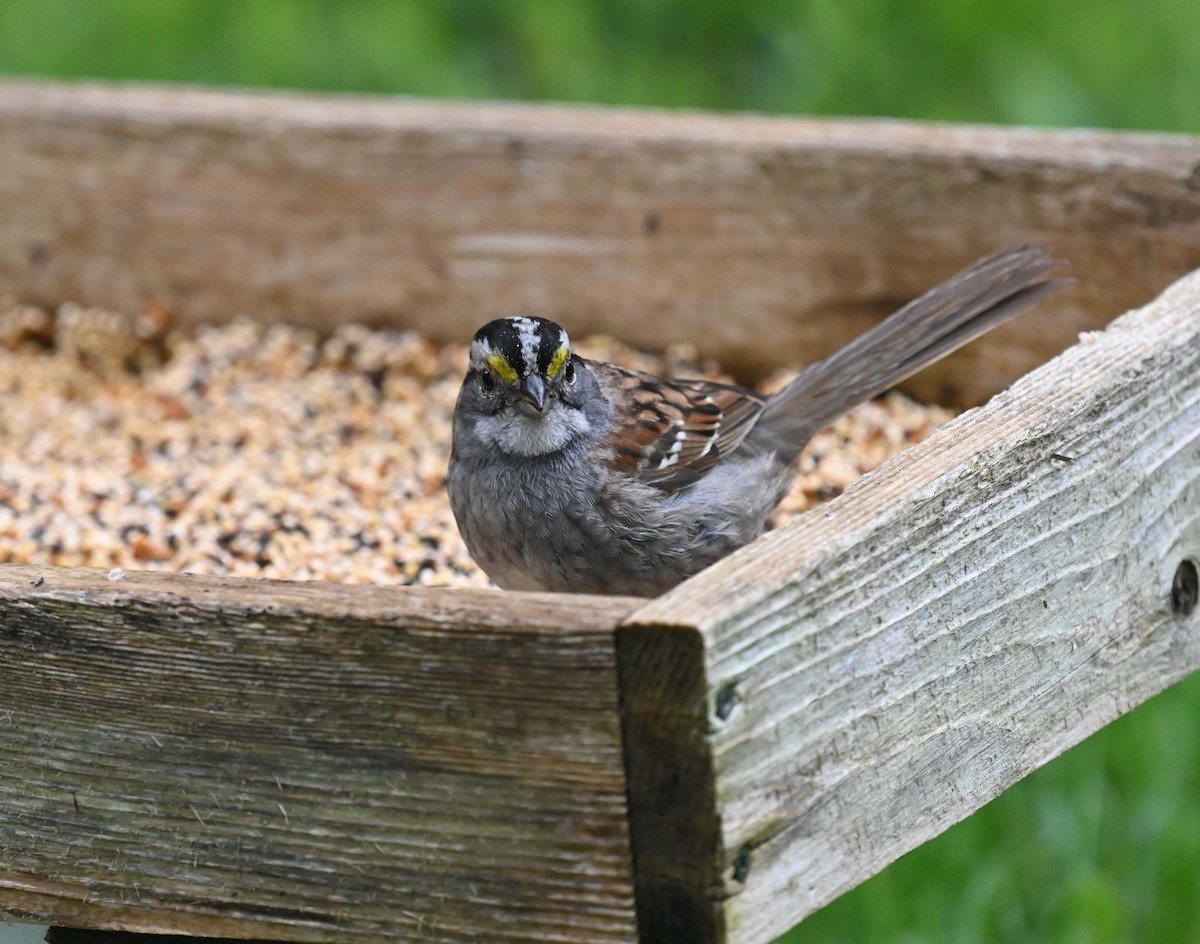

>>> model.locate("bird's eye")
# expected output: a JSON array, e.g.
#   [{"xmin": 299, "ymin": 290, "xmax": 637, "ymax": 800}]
[
  {"xmin": 563, "ymin": 360, "xmax": 576, "ymax": 385},
  {"xmin": 479, "ymin": 369, "xmax": 496, "ymax": 392}
]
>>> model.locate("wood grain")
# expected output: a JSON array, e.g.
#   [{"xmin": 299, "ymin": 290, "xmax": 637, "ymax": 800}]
[
  {"xmin": 627, "ymin": 269, "xmax": 1200, "ymax": 943},
  {"xmin": 615, "ymin": 624, "xmax": 723, "ymax": 944},
  {"xmin": 0, "ymin": 567, "xmax": 642, "ymax": 943},
  {"xmin": 3, "ymin": 80, "xmax": 1200, "ymax": 404}
]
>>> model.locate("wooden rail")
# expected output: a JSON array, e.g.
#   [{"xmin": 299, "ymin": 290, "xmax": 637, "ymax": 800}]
[
  {"xmin": 0, "ymin": 571, "xmax": 641, "ymax": 942},
  {"xmin": 622, "ymin": 268, "xmax": 1200, "ymax": 943},
  {"xmin": 3, "ymin": 80, "xmax": 1200, "ymax": 405}
]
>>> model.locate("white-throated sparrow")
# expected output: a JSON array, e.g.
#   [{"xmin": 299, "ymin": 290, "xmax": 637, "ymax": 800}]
[{"xmin": 448, "ymin": 245, "xmax": 1068, "ymax": 596}]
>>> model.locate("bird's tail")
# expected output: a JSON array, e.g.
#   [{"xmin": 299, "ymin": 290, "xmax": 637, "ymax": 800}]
[{"xmin": 750, "ymin": 244, "xmax": 1071, "ymax": 464}]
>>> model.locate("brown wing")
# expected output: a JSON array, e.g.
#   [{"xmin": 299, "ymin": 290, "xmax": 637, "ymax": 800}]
[{"xmin": 599, "ymin": 363, "xmax": 766, "ymax": 492}]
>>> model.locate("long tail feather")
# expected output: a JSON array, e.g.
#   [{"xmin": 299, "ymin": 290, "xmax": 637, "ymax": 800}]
[{"xmin": 751, "ymin": 244, "xmax": 1071, "ymax": 463}]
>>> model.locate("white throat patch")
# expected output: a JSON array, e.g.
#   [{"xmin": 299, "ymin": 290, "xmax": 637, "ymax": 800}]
[{"xmin": 474, "ymin": 407, "xmax": 592, "ymax": 457}]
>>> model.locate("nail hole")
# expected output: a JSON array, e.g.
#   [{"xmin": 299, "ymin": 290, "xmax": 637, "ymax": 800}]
[
  {"xmin": 1172, "ymin": 559, "xmax": 1198, "ymax": 617},
  {"xmin": 731, "ymin": 845, "xmax": 752, "ymax": 883},
  {"xmin": 715, "ymin": 683, "xmax": 738, "ymax": 721},
  {"xmin": 642, "ymin": 212, "xmax": 660, "ymax": 234}
]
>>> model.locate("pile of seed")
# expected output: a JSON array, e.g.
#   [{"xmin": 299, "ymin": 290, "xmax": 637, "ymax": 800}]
[{"xmin": 0, "ymin": 300, "xmax": 953, "ymax": 589}]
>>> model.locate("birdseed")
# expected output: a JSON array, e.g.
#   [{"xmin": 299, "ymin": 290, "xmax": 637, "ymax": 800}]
[{"xmin": 0, "ymin": 300, "xmax": 954, "ymax": 589}]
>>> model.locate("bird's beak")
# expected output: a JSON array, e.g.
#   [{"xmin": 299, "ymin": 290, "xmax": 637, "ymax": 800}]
[{"xmin": 517, "ymin": 374, "xmax": 547, "ymax": 414}]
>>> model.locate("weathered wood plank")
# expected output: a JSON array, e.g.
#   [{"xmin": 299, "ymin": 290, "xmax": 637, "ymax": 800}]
[
  {"xmin": 623, "ymin": 270, "xmax": 1200, "ymax": 943},
  {"xmin": 615, "ymin": 625, "xmax": 723, "ymax": 944},
  {"xmin": 0, "ymin": 568, "xmax": 641, "ymax": 943},
  {"xmin": 3, "ymin": 80, "xmax": 1200, "ymax": 404}
]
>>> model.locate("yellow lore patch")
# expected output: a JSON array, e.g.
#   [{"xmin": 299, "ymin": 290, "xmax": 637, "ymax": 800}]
[
  {"xmin": 546, "ymin": 344, "xmax": 571, "ymax": 379},
  {"xmin": 485, "ymin": 353, "xmax": 519, "ymax": 384}
]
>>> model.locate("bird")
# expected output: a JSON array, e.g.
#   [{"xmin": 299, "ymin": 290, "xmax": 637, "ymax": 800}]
[{"xmin": 447, "ymin": 245, "xmax": 1069, "ymax": 597}]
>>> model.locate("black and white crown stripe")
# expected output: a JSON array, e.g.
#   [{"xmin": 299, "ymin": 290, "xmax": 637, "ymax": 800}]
[{"xmin": 469, "ymin": 317, "xmax": 571, "ymax": 378}]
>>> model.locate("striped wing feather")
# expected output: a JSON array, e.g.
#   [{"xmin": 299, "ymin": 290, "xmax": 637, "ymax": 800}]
[{"xmin": 601, "ymin": 364, "xmax": 766, "ymax": 491}]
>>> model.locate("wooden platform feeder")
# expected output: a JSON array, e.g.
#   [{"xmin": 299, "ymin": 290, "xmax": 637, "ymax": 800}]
[{"xmin": 1, "ymin": 81, "xmax": 1199, "ymax": 944}]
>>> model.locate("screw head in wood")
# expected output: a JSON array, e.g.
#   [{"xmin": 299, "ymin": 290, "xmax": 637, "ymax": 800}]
[
  {"xmin": 1172, "ymin": 559, "xmax": 1198, "ymax": 617},
  {"xmin": 731, "ymin": 845, "xmax": 752, "ymax": 883},
  {"xmin": 715, "ymin": 682, "xmax": 738, "ymax": 721}
]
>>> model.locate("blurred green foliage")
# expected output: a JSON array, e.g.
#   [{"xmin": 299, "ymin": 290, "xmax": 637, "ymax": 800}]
[
  {"xmin": 1, "ymin": 0, "xmax": 1199, "ymax": 131},
  {"xmin": 1, "ymin": 3, "xmax": 1198, "ymax": 944}
]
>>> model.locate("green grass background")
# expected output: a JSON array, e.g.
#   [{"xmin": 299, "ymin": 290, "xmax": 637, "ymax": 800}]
[
  {"xmin": 2, "ymin": 2, "xmax": 1199, "ymax": 943},
  {"xmin": 3, "ymin": 0, "xmax": 1200, "ymax": 131}
]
